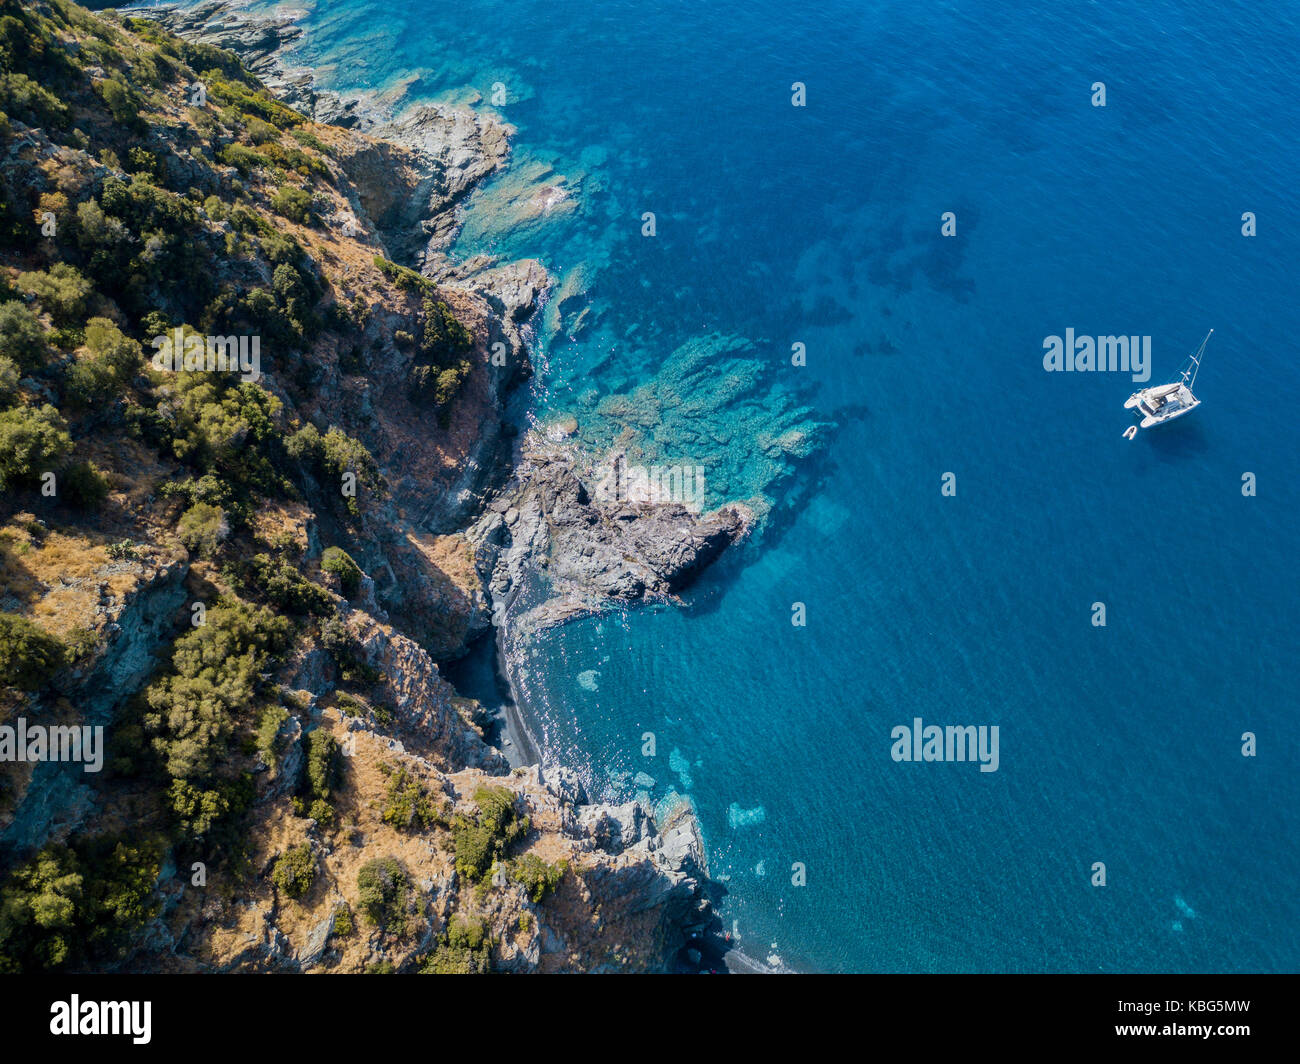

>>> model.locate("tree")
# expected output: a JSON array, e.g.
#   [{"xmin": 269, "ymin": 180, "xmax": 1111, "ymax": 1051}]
[
  {"xmin": 143, "ymin": 602, "xmax": 290, "ymax": 781},
  {"xmin": 0, "ymin": 404, "xmax": 72, "ymax": 490},
  {"xmin": 0, "ymin": 300, "xmax": 48, "ymax": 371},
  {"xmin": 452, "ymin": 787, "xmax": 529, "ymax": 883},
  {"xmin": 271, "ymin": 844, "xmax": 316, "ymax": 900},
  {"xmin": 16, "ymin": 263, "xmax": 93, "ymax": 325}
]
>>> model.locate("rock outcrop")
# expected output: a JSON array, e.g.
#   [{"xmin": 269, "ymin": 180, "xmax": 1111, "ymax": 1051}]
[{"xmin": 472, "ymin": 444, "xmax": 753, "ymax": 632}]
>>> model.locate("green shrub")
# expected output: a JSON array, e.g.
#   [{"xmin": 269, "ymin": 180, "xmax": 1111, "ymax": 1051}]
[
  {"xmin": 255, "ymin": 705, "xmax": 288, "ymax": 766},
  {"xmin": 0, "ymin": 613, "xmax": 65, "ymax": 691},
  {"xmin": 0, "ymin": 300, "xmax": 49, "ymax": 371},
  {"xmin": 319, "ymin": 614, "xmax": 377, "ymax": 685},
  {"xmin": 321, "ymin": 546, "xmax": 362, "ymax": 596},
  {"xmin": 241, "ymin": 553, "xmax": 334, "ymax": 616},
  {"xmin": 143, "ymin": 601, "xmax": 291, "ymax": 782},
  {"xmin": 420, "ymin": 294, "xmax": 473, "ymax": 364},
  {"xmin": 0, "ymin": 836, "xmax": 162, "ymax": 972},
  {"xmin": 408, "ymin": 361, "xmax": 471, "ymax": 411},
  {"xmin": 270, "ymin": 185, "xmax": 312, "ymax": 224},
  {"xmin": 271, "ymin": 843, "xmax": 316, "ymax": 900},
  {"xmin": 216, "ymin": 142, "xmax": 268, "ymax": 176},
  {"xmin": 60, "ymin": 461, "xmax": 109, "ymax": 510},
  {"xmin": 510, "ymin": 853, "xmax": 567, "ymax": 904},
  {"xmin": 83, "ymin": 317, "xmax": 142, "ymax": 377},
  {"xmin": 62, "ymin": 355, "xmax": 119, "ymax": 408},
  {"xmin": 166, "ymin": 779, "xmax": 230, "ymax": 836},
  {"xmin": 356, "ymin": 857, "xmax": 409, "ymax": 932},
  {"xmin": 72, "ymin": 199, "xmax": 130, "ymax": 277},
  {"xmin": 245, "ymin": 116, "xmax": 277, "ymax": 144},
  {"xmin": 452, "ymin": 787, "xmax": 529, "ymax": 884},
  {"xmin": 330, "ymin": 906, "xmax": 353, "ymax": 937},
  {"xmin": 307, "ymin": 798, "xmax": 334, "ymax": 826},
  {"xmin": 204, "ymin": 72, "xmax": 303, "ymax": 130},
  {"xmin": 0, "ymin": 71, "xmax": 69, "ymax": 127},
  {"xmin": 289, "ymin": 128, "xmax": 331, "ymax": 155},
  {"xmin": 106, "ymin": 539, "xmax": 137, "ymax": 560},
  {"xmin": 420, "ymin": 915, "xmax": 492, "ymax": 974},
  {"xmin": 126, "ymin": 146, "xmax": 162, "ymax": 180},
  {"xmin": 381, "ymin": 767, "xmax": 441, "ymax": 832},
  {"xmin": 407, "ymin": 294, "xmax": 473, "ymax": 411},
  {"xmin": 177, "ymin": 501, "xmax": 229, "ymax": 557},
  {"xmin": 285, "ymin": 424, "xmax": 380, "ymax": 517},
  {"xmin": 97, "ymin": 74, "xmax": 141, "ymax": 127},
  {"xmin": 373, "ymin": 255, "xmax": 428, "ymax": 293},
  {"xmin": 16, "ymin": 264, "xmax": 93, "ymax": 325},
  {"xmin": 0, "ymin": 355, "xmax": 19, "ymax": 405},
  {"xmin": 303, "ymin": 729, "xmax": 340, "ymax": 804}
]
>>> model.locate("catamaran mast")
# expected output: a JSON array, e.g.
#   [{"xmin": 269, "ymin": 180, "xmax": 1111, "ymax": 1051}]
[{"xmin": 1185, "ymin": 329, "xmax": 1212, "ymax": 389}]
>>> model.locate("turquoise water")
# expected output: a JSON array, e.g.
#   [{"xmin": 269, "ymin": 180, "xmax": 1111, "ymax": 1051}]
[{"xmin": 241, "ymin": 0, "xmax": 1299, "ymax": 970}]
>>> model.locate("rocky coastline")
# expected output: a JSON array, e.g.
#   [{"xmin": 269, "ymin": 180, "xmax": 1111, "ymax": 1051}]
[{"xmin": 117, "ymin": 0, "xmax": 761, "ymax": 971}]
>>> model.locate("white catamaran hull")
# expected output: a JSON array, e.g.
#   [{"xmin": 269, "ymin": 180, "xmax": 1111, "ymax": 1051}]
[{"xmin": 1122, "ymin": 330, "xmax": 1211, "ymax": 432}]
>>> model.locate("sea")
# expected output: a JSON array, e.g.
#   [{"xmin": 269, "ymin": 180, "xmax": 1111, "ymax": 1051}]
[{"xmin": 173, "ymin": 0, "xmax": 1300, "ymax": 971}]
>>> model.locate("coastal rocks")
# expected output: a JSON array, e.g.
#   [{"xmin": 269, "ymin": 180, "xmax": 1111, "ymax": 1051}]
[
  {"xmin": 472, "ymin": 258, "xmax": 551, "ymax": 324},
  {"xmin": 576, "ymin": 801, "xmax": 649, "ymax": 855},
  {"xmin": 141, "ymin": 2, "xmax": 316, "ymax": 115},
  {"xmin": 540, "ymin": 764, "xmax": 587, "ymax": 807},
  {"xmin": 470, "ymin": 444, "xmax": 753, "ymax": 632},
  {"xmin": 152, "ymin": 742, "xmax": 717, "ymax": 974},
  {"xmin": 322, "ymin": 105, "xmax": 511, "ymax": 264},
  {"xmin": 143, "ymin": 2, "xmax": 512, "ymax": 267},
  {"xmin": 381, "ymin": 103, "xmax": 511, "ymax": 206},
  {"xmin": 144, "ymin": 2, "xmax": 305, "ymax": 81}
]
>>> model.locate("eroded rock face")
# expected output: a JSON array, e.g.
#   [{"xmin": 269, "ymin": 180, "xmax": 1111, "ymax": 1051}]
[
  {"xmin": 322, "ymin": 108, "xmax": 511, "ymax": 265},
  {"xmin": 0, "ymin": 559, "xmax": 189, "ymax": 855},
  {"xmin": 471, "ymin": 258, "xmax": 551, "ymax": 325},
  {"xmin": 343, "ymin": 609, "xmax": 506, "ymax": 773}
]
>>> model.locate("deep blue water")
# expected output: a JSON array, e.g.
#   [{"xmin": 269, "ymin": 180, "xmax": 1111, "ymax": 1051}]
[{"xmin": 230, "ymin": 0, "xmax": 1299, "ymax": 970}]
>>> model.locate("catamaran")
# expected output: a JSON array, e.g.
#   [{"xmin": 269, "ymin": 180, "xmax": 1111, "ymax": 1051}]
[{"xmin": 1124, "ymin": 329, "xmax": 1212, "ymax": 432}]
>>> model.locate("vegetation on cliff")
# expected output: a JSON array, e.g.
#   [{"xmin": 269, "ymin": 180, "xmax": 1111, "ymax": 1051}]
[{"xmin": 0, "ymin": 0, "xmax": 486, "ymax": 971}]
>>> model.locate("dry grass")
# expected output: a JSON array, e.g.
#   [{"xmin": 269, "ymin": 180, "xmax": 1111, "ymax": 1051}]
[{"xmin": 0, "ymin": 512, "xmax": 184, "ymax": 641}]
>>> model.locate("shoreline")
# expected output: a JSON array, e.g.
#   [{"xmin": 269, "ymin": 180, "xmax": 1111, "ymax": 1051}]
[{"xmin": 143, "ymin": 0, "xmax": 786, "ymax": 973}]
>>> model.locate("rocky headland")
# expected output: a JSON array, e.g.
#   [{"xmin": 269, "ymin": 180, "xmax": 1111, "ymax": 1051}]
[{"xmin": 0, "ymin": 0, "xmax": 769, "ymax": 974}]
